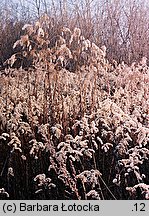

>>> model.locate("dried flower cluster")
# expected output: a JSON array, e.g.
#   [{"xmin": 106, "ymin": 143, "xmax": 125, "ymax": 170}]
[{"xmin": 0, "ymin": 15, "xmax": 148, "ymax": 200}]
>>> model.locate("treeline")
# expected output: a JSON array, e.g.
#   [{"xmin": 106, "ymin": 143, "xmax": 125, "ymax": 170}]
[{"xmin": 0, "ymin": 0, "xmax": 149, "ymax": 67}]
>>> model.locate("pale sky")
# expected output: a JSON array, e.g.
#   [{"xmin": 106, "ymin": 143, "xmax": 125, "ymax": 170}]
[{"xmin": 1, "ymin": 0, "xmax": 149, "ymax": 20}]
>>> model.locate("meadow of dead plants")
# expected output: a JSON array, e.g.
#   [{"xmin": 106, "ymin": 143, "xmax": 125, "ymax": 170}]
[{"xmin": 0, "ymin": 2, "xmax": 149, "ymax": 200}]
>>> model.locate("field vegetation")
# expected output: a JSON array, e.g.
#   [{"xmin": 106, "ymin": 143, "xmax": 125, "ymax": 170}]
[{"xmin": 0, "ymin": 0, "xmax": 148, "ymax": 200}]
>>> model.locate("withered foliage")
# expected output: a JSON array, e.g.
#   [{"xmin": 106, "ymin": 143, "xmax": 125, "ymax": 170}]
[{"xmin": 0, "ymin": 15, "xmax": 148, "ymax": 200}]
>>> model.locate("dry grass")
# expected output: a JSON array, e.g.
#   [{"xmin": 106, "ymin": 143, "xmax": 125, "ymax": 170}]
[
  {"xmin": 1, "ymin": 1, "xmax": 149, "ymax": 66},
  {"xmin": 0, "ymin": 14, "xmax": 149, "ymax": 200}
]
